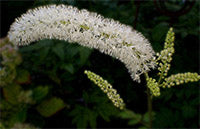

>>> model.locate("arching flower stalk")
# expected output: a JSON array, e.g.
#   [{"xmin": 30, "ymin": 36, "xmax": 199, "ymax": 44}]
[{"xmin": 8, "ymin": 4, "xmax": 156, "ymax": 82}]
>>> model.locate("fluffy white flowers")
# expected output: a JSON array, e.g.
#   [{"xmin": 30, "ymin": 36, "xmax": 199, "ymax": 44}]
[{"xmin": 8, "ymin": 4, "xmax": 156, "ymax": 82}]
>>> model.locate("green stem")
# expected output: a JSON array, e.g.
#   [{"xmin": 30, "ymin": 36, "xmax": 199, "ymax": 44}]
[
  {"xmin": 144, "ymin": 73, "xmax": 153, "ymax": 128},
  {"xmin": 147, "ymin": 86, "xmax": 152, "ymax": 128},
  {"xmin": 158, "ymin": 71, "xmax": 164, "ymax": 85},
  {"xmin": 158, "ymin": 63, "xmax": 167, "ymax": 85}
]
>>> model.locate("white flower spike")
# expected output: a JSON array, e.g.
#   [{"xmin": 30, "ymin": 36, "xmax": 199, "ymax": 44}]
[{"xmin": 8, "ymin": 4, "xmax": 156, "ymax": 82}]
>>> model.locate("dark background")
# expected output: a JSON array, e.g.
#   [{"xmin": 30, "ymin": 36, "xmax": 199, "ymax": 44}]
[{"xmin": 0, "ymin": 0, "xmax": 199, "ymax": 128}]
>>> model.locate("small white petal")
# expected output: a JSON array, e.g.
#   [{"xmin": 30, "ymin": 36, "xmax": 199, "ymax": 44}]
[{"xmin": 8, "ymin": 4, "xmax": 156, "ymax": 82}]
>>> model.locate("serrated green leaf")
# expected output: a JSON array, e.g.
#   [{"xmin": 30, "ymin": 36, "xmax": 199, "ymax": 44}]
[
  {"xmin": 47, "ymin": 71, "xmax": 61, "ymax": 85},
  {"xmin": 143, "ymin": 112, "xmax": 156, "ymax": 123},
  {"xmin": 79, "ymin": 47, "xmax": 92, "ymax": 65},
  {"xmin": 70, "ymin": 105, "xmax": 97, "ymax": 128},
  {"xmin": 76, "ymin": 116, "xmax": 87, "ymax": 129},
  {"xmin": 52, "ymin": 43, "xmax": 65, "ymax": 60},
  {"xmin": 36, "ymin": 97, "xmax": 65, "ymax": 117},
  {"xmin": 61, "ymin": 64, "xmax": 74, "ymax": 74},
  {"xmin": 118, "ymin": 109, "xmax": 138, "ymax": 119},
  {"xmin": 82, "ymin": 91, "xmax": 89, "ymax": 103},
  {"xmin": 99, "ymin": 111, "xmax": 110, "ymax": 122},
  {"xmin": 88, "ymin": 111, "xmax": 97, "ymax": 129},
  {"xmin": 13, "ymin": 108, "xmax": 27, "ymax": 123},
  {"xmin": 182, "ymin": 105, "xmax": 196, "ymax": 118},
  {"xmin": 3, "ymin": 85, "xmax": 21, "ymax": 104},
  {"xmin": 20, "ymin": 39, "xmax": 53, "ymax": 52},
  {"xmin": 70, "ymin": 105, "xmax": 88, "ymax": 128},
  {"xmin": 128, "ymin": 119, "xmax": 140, "ymax": 125},
  {"xmin": 16, "ymin": 69, "xmax": 30, "ymax": 84},
  {"xmin": 65, "ymin": 44, "xmax": 79, "ymax": 59},
  {"xmin": 32, "ymin": 86, "xmax": 49, "ymax": 102},
  {"xmin": 138, "ymin": 126, "xmax": 148, "ymax": 129},
  {"xmin": 39, "ymin": 47, "xmax": 50, "ymax": 60},
  {"xmin": 143, "ymin": 112, "xmax": 150, "ymax": 123}
]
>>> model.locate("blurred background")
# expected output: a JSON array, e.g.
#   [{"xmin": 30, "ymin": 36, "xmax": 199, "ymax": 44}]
[{"xmin": 0, "ymin": 0, "xmax": 199, "ymax": 128}]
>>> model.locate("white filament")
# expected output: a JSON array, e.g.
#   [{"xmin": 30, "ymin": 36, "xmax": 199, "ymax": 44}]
[{"xmin": 8, "ymin": 4, "xmax": 156, "ymax": 82}]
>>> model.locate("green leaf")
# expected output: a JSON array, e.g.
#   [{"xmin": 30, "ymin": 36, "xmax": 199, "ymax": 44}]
[
  {"xmin": 20, "ymin": 39, "xmax": 53, "ymax": 52},
  {"xmin": 65, "ymin": 44, "xmax": 79, "ymax": 59},
  {"xmin": 36, "ymin": 97, "xmax": 65, "ymax": 117},
  {"xmin": 70, "ymin": 105, "xmax": 97, "ymax": 128},
  {"xmin": 47, "ymin": 71, "xmax": 61, "ymax": 85},
  {"xmin": 143, "ymin": 112, "xmax": 150, "ymax": 123},
  {"xmin": 82, "ymin": 91, "xmax": 89, "ymax": 103},
  {"xmin": 138, "ymin": 126, "xmax": 148, "ymax": 129},
  {"xmin": 118, "ymin": 109, "xmax": 138, "ymax": 119},
  {"xmin": 88, "ymin": 111, "xmax": 97, "ymax": 129},
  {"xmin": 128, "ymin": 119, "xmax": 140, "ymax": 125},
  {"xmin": 99, "ymin": 111, "xmax": 110, "ymax": 122},
  {"xmin": 143, "ymin": 112, "xmax": 156, "ymax": 123},
  {"xmin": 79, "ymin": 47, "xmax": 92, "ymax": 65},
  {"xmin": 61, "ymin": 64, "xmax": 74, "ymax": 74},
  {"xmin": 52, "ymin": 43, "xmax": 65, "ymax": 60},
  {"xmin": 39, "ymin": 47, "xmax": 50, "ymax": 61},
  {"xmin": 119, "ymin": 109, "xmax": 142, "ymax": 126},
  {"xmin": 76, "ymin": 116, "xmax": 87, "ymax": 128},
  {"xmin": 16, "ymin": 69, "xmax": 30, "ymax": 84},
  {"xmin": 152, "ymin": 22, "xmax": 169, "ymax": 42},
  {"xmin": 3, "ymin": 85, "xmax": 21, "ymax": 104},
  {"xmin": 32, "ymin": 86, "xmax": 49, "ymax": 102},
  {"xmin": 70, "ymin": 105, "xmax": 88, "ymax": 128},
  {"xmin": 182, "ymin": 105, "xmax": 196, "ymax": 118},
  {"xmin": 13, "ymin": 108, "xmax": 27, "ymax": 123}
]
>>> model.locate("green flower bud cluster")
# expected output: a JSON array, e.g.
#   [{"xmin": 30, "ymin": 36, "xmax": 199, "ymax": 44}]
[
  {"xmin": 156, "ymin": 28, "xmax": 175, "ymax": 80},
  {"xmin": 84, "ymin": 70, "xmax": 125, "ymax": 109},
  {"xmin": 146, "ymin": 77, "xmax": 160, "ymax": 96},
  {"xmin": 161, "ymin": 72, "xmax": 200, "ymax": 88}
]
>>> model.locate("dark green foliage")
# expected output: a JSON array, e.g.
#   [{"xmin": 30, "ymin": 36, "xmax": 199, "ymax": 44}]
[
  {"xmin": 118, "ymin": 109, "xmax": 156, "ymax": 128},
  {"xmin": 36, "ymin": 97, "xmax": 66, "ymax": 117},
  {"xmin": 0, "ymin": 0, "xmax": 199, "ymax": 128},
  {"xmin": 32, "ymin": 86, "xmax": 49, "ymax": 102},
  {"xmin": 69, "ymin": 90, "xmax": 118, "ymax": 128},
  {"xmin": 118, "ymin": 109, "xmax": 142, "ymax": 125},
  {"xmin": 16, "ymin": 69, "xmax": 30, "ymax": 84}
]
